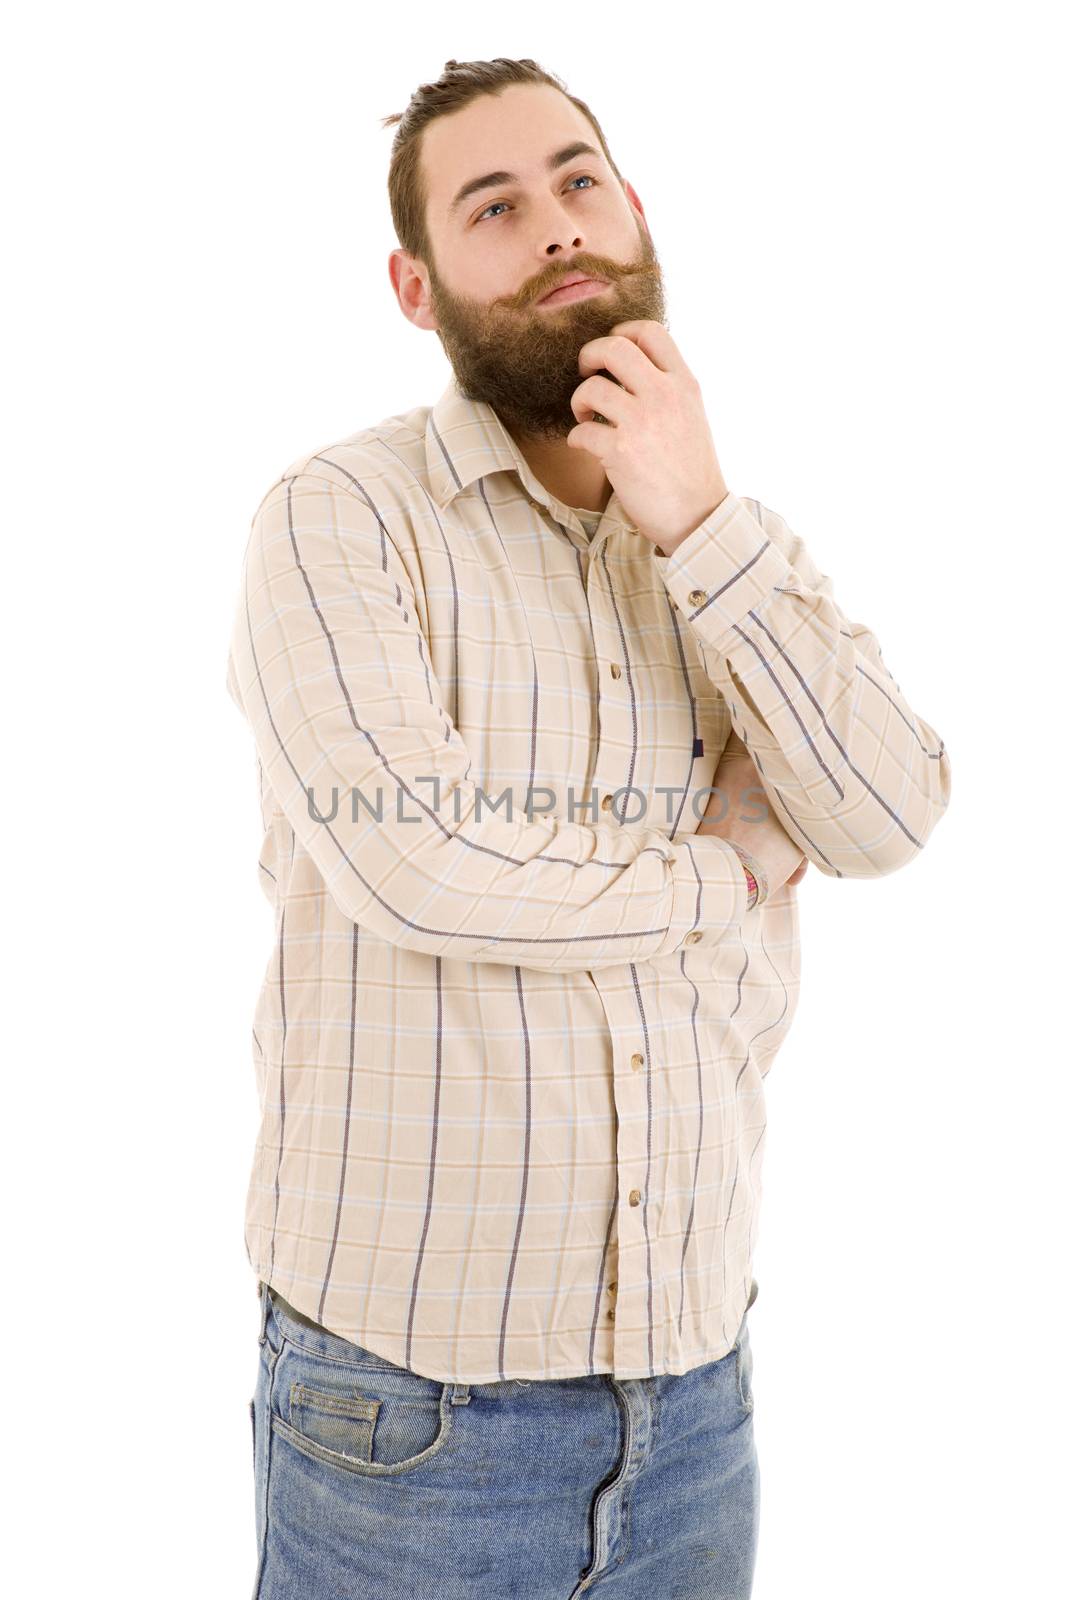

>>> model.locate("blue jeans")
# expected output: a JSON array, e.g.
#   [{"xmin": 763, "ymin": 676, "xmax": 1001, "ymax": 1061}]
[{"xmin": 250, "ymin": 1279, "xmax": 760, "ymax": 1598}]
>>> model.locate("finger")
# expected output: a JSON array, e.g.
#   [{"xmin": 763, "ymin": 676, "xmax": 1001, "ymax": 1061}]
[
  {"xmin": 571, "ymin": 373, "xmax": 631, "ymax": 426},
  {"xmin": 576, "ymin": 332, "xmax": 656, "ymax": 390},
  {"xmin": 608, "ymin": 319, "xmax": 687, "ymax": 375},
  {"xmin": 566, "ymin": 420, "xmax": 611, "ymax": 456}
]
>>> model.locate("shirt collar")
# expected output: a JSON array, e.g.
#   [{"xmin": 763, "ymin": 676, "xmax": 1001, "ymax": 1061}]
[{"xmin": 425, "ymin": 371, "xmax": 632, "ymax": 544}]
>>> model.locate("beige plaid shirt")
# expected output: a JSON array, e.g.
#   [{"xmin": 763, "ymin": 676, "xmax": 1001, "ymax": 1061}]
[{"xmin": 225, "ymin": 372, "xmax": 951, "ymax": 1383}]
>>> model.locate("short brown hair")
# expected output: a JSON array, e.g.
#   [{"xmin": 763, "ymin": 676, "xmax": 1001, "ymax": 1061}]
[{"xmin": 380, "ymin": 58, "xmax": 626, "ymax": 274}]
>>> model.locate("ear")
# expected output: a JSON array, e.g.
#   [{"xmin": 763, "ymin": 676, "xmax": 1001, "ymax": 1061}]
[
  {"xmin": 622, "ymin": 179, "xmax": 648, "ymax": 229},
  {"xmin": 389, "ymin": 249, "xmax": 438, "ymax": 332}
]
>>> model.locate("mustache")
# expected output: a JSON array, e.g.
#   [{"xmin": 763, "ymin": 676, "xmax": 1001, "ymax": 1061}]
[{"xmin": 521, "ymin": 260, "xmax": 645, "ymax": 308}]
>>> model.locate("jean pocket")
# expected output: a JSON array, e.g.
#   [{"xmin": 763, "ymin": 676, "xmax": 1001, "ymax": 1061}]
[
  {"xmin": 289, "ymin": 1381, "xmax": 380, "ymax": 1459},
  {"xmin": 271, "ymin": 1347, "xmax": 459, "ymax": 1478}
]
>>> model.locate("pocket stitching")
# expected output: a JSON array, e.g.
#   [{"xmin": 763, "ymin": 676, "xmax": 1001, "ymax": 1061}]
[
  {"xmin": 289, "ymin": 1381, "xmax": 380, "ymax": 1464},
  {"xmin": 289, "ymin": 1381, "xmax": 381, "ymax": 1423},
  {"xmin": 270, "ymin": 1388, "xmax": 456, "ymax": 1478}
]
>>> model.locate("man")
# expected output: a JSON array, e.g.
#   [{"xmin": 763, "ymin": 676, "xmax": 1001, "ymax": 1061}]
[{"xmin": 227, "ymin": 58, "xmax": 951, "ymax": 1600}]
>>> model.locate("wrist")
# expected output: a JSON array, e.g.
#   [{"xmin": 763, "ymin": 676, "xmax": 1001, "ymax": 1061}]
[{"xmin": 653, "ymin": 482, "xmax": 731, "ymax": 559}]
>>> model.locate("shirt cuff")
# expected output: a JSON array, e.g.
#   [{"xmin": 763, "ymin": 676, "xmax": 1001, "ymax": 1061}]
[
  {"xmin": 651, "ymin": 491, "xmax": 797, "ymax": 655},
  {"xmin": 665, "ymin": 831, "xmax": 751, "ymax": 951}
]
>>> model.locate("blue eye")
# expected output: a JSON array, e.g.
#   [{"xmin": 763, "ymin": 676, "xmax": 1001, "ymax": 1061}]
[{"xmin": 475, "ymin": 173, "xmax": 598, "ymax": 223}]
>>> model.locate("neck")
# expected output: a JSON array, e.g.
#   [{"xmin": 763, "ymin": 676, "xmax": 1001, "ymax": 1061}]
[{"xmin": 510, "ymin": 431, "xmax": 612, "ymax": 515}]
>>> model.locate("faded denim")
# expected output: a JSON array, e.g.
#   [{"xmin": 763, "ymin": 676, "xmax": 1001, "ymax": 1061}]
[{"xmin": 250, "ymin": 1279, "xmax": 759, "ymax": 1598}]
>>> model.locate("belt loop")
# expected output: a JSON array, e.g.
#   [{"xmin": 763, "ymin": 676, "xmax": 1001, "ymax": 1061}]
[
  {"xmin": 451, "ymin": 1382, "xmax": 471, "ymax": 1406},
  {"xmin": 257, "ymin": 1279, "xmax": 271, "ymax": 1344}
]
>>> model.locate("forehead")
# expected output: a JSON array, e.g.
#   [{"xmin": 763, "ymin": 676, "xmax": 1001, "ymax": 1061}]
[{"xmin": 421, "ymin": 83, "xmax": 603, "ymax": 229}]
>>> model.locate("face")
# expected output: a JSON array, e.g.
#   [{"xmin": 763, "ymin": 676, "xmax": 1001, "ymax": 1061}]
[{"xmin": 393, "ymin": 83, "xmax": 668, "ymax": 441}]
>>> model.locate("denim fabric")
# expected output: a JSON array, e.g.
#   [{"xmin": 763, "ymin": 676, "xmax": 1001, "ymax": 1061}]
[{"xmin": 250, "ymin": 1279, "xmax": 759, "ymax": 1598}]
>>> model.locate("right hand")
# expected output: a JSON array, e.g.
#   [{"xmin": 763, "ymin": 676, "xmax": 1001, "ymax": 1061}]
[{"xmin": 696, "ymin": 741, "xmax": 808, "ymax": 899}]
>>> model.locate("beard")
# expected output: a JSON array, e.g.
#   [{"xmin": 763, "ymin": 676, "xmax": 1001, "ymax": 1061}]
[{"xmin": 425, "ymin": 218, "xmax": 667, "ymax": 441}]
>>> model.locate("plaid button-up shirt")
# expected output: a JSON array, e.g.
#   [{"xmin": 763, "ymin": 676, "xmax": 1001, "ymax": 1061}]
[{"xmin": 225, "ymin": 372, "xmax": 951, "ymax": 1382}]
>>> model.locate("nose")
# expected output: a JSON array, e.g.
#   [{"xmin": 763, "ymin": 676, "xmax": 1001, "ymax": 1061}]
[{"xmin": 536, "ymin": 195, "xmax": 586, "ymax": 259}]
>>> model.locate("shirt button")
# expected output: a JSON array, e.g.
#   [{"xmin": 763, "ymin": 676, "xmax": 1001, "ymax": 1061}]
[
  {"xmin": 601, "ymin": 793, "xmax": 614, "ymax": 810},
  {"xmin": 609, "ymin": 662, "xmax": 622, "ymax": 679},
  {"xmin": 684, "ymin": 931, "xmax": 703, "ymax": 945},
  {"xmin": 630, "ymin": 1052, "xmax": 644, "ymax": 1071},
  {"xmin": 608, "ymin": 1281, "xmax": 617, "ymax": 1294},
  {"xmin": 628, "ymin": 1188, "xmax": 642, "ymax": 1206},
  {"xmin": 606, "ymin": 1307, "xmax": 615, "ymax": 1320},
  {"xmin": 688, "ymin": 589, "xmax": 707, "ymax": 606}
]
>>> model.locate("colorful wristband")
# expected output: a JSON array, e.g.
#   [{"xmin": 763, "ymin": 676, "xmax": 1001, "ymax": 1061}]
[{"xmin": 721, "ymin": 840, "xmax": 768, "ymax": 911}]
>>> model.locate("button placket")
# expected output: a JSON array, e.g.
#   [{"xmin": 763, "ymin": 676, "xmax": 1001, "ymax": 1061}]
[
  {"xmin": 582, "ymin": 564, "xmax": 670, "ymax": 1363},
  {"xmin": 586, "ymin": 537, "xmax": 630, "ymax": 833}
]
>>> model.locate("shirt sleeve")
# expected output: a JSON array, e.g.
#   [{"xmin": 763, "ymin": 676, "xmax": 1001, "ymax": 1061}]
[
  {"xmin": 652, "ymin": 492, "xmax": 952, "ymax": 879},
  {"xmin": 226, "ymin": 470, "xmax": 751, "ymax": 970}
]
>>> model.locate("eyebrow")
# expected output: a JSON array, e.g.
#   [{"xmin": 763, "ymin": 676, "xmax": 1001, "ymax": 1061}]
[{"xmin": 448, "ymin": 140, "xmax": 605, "ymax": 220}]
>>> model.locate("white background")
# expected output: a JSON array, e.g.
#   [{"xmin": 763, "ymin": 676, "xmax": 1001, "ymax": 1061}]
[{"xmin": 5, "ymin": 3, "xmax": 1063, "ymax": 1595}]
